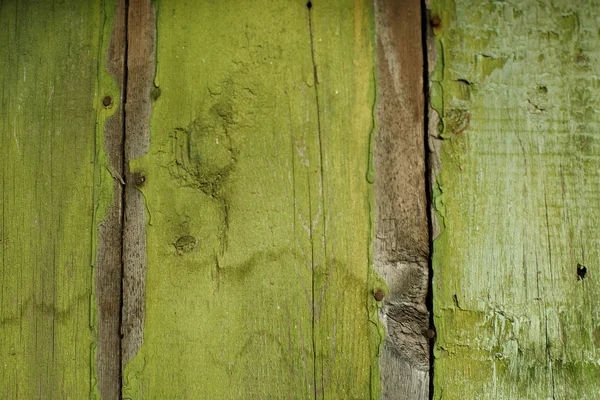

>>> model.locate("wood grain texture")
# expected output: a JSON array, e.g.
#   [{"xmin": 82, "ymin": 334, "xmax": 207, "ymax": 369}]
[
  {"xmin": 374, "ymin": 0, "xmax": 430, "ymax": 399},
  {"xmin": 95, "ymin": 1, "xmax": 127, "ymax": 399},
  {"xmin": 0, "ymin": 0, "xmax": 121, "ymax": 398},
  {"xmin": 309, "ymin": 2, "xmax": 382, "ymax": 398},
  {"xmin": 121, "ymin": 0, "xmax": 156, "ymax": 367},
  {"xmin": 429, "ymin": 0, "xmax": 600, "ymax": 398},
  {"xmin": 121, "ymin": 0, "xmax": 382, "ymax": 398}
]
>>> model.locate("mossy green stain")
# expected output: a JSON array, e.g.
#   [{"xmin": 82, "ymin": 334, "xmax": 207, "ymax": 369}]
[
  {"xmin": 0, "ymin": 0, "xmax": 118, "ymax": 398},
  {"xmin": 125, "ymin": 0, "xmax": 382, "ymax": 398}
]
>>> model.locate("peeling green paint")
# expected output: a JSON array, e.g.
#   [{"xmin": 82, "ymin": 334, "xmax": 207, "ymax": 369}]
[{"xmin": 430, "ymin": 0, "xmax": 600, "ymax": 398}]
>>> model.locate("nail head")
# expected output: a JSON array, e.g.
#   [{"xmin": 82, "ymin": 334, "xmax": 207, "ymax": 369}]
[{"xmin": 133, "ymin": 172, "xmax": 146, "ymax": 186}]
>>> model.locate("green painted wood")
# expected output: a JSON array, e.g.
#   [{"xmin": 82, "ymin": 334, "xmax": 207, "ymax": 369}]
[
  {"xmin": 0, "ymin": 1, "xmax": 121, "ymax": 398},
  {"xmin": 429, "ymin": 0, "xmax": 600, "ymax": 398},
  {"xmin": 122, "ymin": 0, "xmax": 382, "ymax": 398}
]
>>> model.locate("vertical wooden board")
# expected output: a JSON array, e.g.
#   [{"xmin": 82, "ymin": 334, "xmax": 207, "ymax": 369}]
[
  {"xmin": 373, "ymin": 0, "xmax": 430, "ymax": 398},
  {"xmin": 0, "ymin": 0, "xmax": 122, "ymax": 399},
  {"xmin": 96, "ymin": 1, "xmax": 127, "ymax": 399},
  {"xmin": 122, "ymin": 0, "xmax": 381, "ymax": 398},
  {"xmin": 429, "ymin": 0, "xmax": 600, "ymax": 398},
  {"xmin": 121, "ymin": 0, "xmax": 155, "ymax": 372},
  {"xmin": 122, "ymin": 1, "xmax": 317, "ymax": 398},
  {"xmin": 309, "ymin": 0, "xmax": 381, "ymax": 398}
]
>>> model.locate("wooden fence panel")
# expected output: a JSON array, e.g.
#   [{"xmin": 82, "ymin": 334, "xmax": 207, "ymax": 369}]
[{"xmin": 0, "ymin": 1, "xmax": 434, "ymax": 398}]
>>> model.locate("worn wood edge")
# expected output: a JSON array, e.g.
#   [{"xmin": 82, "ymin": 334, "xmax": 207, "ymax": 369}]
[
  {"xmin": 94, "ymin": 1, "xmax": 127, "ymax": 399},
  {"xmin": 424, "ymin": 1, "xmax": 442, "ymax": 397},
  {"xmin": 121, "ymin": 0, "xmax": 156, "ymax": 367},
  {"xmin": 423, "ymin": 6, "xmax": 441, "ymax": 394},
  {"xmin": 373, "ymin": 0, "xmax": 431, "ymax": 399},
  {"xmin": 424, "ymin": 1, "xmax": 442, "ymax": 242},
  {"xmin": 423, "ymin": 1, "xmax": 443, "ymax": 398}
]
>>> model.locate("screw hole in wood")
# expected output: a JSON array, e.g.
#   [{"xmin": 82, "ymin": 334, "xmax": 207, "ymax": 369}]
[{"xmin": 577, "ymin": 263, "xmax": 587, "ymax": 280}]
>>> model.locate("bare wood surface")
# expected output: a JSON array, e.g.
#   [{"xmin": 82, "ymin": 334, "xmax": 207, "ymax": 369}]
[
  {"xmin": 374, "ymin": 0, "xmax": 430, "ymax": 399},
  {"xmin": 95, "ymin": 0, "xmax": 127, "ymax": 399},
  {"xmin": 121, "ymin": 0, "xmax": 156, "ymax": 367}
]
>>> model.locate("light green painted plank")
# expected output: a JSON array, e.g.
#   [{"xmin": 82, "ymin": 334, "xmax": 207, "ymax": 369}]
[
  {"xmin": 0, "ymin": 1, "xmax": 120, "ymax": 398},
  {"xmin": 430, "ymin": 0, "xmax": 600, "ymax": 398},
  {"xmin": 122, "ymin": 0, "xmax": 380, "ymax": 398}
]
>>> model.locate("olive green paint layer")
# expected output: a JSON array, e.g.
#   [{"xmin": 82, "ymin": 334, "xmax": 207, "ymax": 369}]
[
  {"xmin": 0, "ymin": 1, "xmax": 119, "ymax": 398},
  {"xmin": 430, "ymin": 0, "xmax": 600, "ymax": 398},
  {"xmin": 122, "ymin": 0, "xmax": 381, "ymax": 398}
]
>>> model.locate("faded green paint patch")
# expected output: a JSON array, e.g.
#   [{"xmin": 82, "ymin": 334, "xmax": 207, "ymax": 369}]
[
  {"xmin": 431, "ymin": 0, "xmax": 600, "ymax": 398},
  {"xmin": 0, "ymin": 0, "xmax": 116, "ymax": 398},
  {"xmin": 123, "ymin": 0, "xmax": 381, "ymax": 398}
]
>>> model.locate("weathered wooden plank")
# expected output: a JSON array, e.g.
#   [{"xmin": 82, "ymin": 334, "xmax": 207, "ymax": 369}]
[
  {"xmin": 96, "ymin": 1, "xmax": 127, "ymax": 399},
  {"xmin": 0, "ymin": 0, "xmax": 123, "ymax": 398},
  {"xmin": 429, "ymin": 0, "xmax": 600, "ymax": 398},
  {"xmin": 373, "ymin": 0, "xmax": 430, "ymax": 398},
  {"xmin": 121, "ymin": 0, "xmax": 155, "ymax": 369},
  {"xmin": 121, "ymin": 0, "xmax": 381, "ymax": 397},
  {"xmin": 307, "ymin": 1, "xmax": 381, "ymax": 398}
]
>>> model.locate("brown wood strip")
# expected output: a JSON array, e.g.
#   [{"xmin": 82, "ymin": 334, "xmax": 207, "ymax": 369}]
[
  {"xmin": 121, "ymin": 0, "xmax": 156, "ymax": 368},
  {"xmin": 374, "ymin": 0, "xmax": 430, "ymax": 398},
  {"xmin": 95, "ymin": 0, "xmax": 127, "ymax": 399}
]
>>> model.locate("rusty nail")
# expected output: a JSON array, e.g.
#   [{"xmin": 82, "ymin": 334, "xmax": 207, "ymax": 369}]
[
  {"xmin": 431, "ymin": 16, "xmax": 442, "ymax": 27},
  {"xmin": 373, "ymin": 289, "xmax": 385, "ymax": 302},
  {"xmin": 426, "ymin": 329, "xmax": 436, "ymax": 340},
  {"xmin": 102, "ymin": 96, "xmax": 113, "ymax": 107},
  {"xmin": 133, "ymin": 172, "xmax": 146, "ymax": 186}
]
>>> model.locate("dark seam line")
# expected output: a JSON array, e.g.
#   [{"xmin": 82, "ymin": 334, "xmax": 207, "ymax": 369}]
[
  {"xmin": 93, "ymin": 1, "xmax": 108, "ymax": 396},
  {"xmin": 420, "ymin": 1, "xmax": 436, "ymax": 399},
  {"xmin": 119, "ymin": 0, "xmax": 130, "ymax": 397}
]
